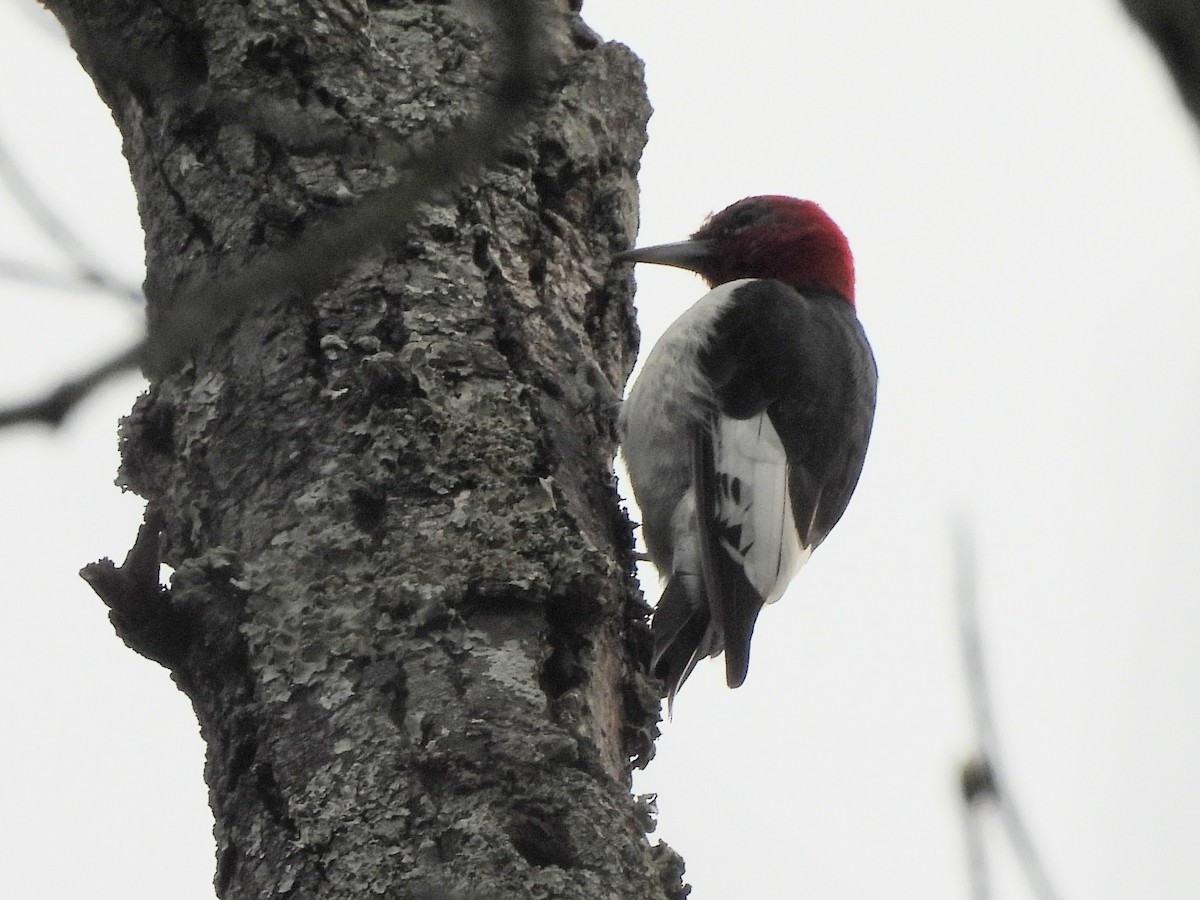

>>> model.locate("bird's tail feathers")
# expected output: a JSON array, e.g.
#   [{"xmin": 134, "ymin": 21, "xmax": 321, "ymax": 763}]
[
  {"xmin": 720, "ymin": 583, "xmax": 766, "ymax": 689},
  {"xmin": 650, "ymin": 572, "xmax": 717, "ymax": 713}
]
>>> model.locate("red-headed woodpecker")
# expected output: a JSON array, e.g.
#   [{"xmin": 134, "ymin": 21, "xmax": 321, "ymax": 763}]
[{"xmin": 617, "ymin": 196, "xmax": 877, "ymax": 703}]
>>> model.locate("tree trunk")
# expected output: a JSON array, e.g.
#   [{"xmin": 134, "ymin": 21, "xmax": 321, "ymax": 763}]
[{"xmin": 52, "ymin": 0, "xmax": 681, "ymax": 896}]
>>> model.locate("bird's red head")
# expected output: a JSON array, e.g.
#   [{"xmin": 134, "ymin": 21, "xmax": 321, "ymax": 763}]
[
  {"xmin": 618, "ymin": 195, "xmax": 856, "ymax": 305},
  {"xmin": 692, "ymin": 196, "xmax": 855, "ymax": 302}
]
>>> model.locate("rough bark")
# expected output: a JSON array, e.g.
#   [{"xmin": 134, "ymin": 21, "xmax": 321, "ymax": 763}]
[{"xmin": 55, "ymin": 0, "xmax": 682, "ymax": 896}]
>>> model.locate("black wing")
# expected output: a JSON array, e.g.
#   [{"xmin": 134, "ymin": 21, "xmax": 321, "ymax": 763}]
[{"xmin": 694, "ymin": 280, "xmax": 877, "ymax": 686}]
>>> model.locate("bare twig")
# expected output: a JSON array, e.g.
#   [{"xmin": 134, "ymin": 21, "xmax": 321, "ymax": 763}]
[
  {"xmin": 993, "ymin": 783, "xmax": 1063, "ymax": 900},
  {"xmin": 955, "ymin": 522, "xmax": 998, "ymax": 755},
  {"xmin": 959, "ymin": 786, "xmax": 992, "ymax": 900},
  {"xmin": 0, "ymin": 342, "xmax": 142, "ymax": 428},
  {"xmin": 0, "ymin": 133, "xmax": 143, "ymax": 303},
  {"xmin": 0, "ymin": 0, "xmax": 548, "ymax": 429},
  {"xmin": 0, "ymin": 256, "xmax": 140, "ymax": 297},
  {"xmin": 959, "ymin": 754, "xmax": 996, "ymax": 900},
  {"xmin": 953, "ymin": 518, "xmax": 1063, "ymax": 900}
]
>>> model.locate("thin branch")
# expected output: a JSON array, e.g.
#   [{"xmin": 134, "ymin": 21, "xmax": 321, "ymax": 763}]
[
  {"xmin": 0, "ymin": 342, "xmax": 142, "ymax": 428},
  {"xmin": 0, "ymin": 132, "xmax": 142, "ymax": 303},
  {"xmin": 953, "ymin": 518, "xmax": 1064, "ymax": 900},
  {"xmin": 994, "ymin": 790, "xmax": 1063, "ymax": 900},
  {"xmin": 0, "ymin": 255, "xmax": 143, "ymax": 299},
  {"xmin": 0, "ymin": 0, "xmax": 548, "ymax": 429},
  {"xmin": 954, "ymin": 520, "xmax": 999, "ymax": 756},
  {"xmin": 959, "ymin": 780, "xmax": 992, "ymax": 900}
]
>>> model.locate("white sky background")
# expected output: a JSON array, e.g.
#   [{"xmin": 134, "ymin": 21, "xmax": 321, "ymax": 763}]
[{"xmin": 2, "ymin": 0, "xmax": 1199, "ymax": 897}]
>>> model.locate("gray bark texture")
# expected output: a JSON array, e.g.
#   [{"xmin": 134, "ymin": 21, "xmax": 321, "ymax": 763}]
[{"xmin": 53, "ymin": 0, "xmax": 684, "ymax": 897}]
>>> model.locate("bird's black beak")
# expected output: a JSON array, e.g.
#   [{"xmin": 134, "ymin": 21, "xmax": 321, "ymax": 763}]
[{"xmin": 614, "ymin": 239, "xmax": 714, "ymax": 273}]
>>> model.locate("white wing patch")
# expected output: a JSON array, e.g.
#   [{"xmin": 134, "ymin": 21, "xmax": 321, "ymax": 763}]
[{"xmin": 712, "ymin": 412, "xmax": 812, "ymax": 605}]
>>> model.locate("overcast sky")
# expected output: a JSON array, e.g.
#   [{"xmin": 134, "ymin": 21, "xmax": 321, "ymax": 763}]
[{"xmin": 3, "ymin": 1, "xmax": 1200, "ymax": 898}]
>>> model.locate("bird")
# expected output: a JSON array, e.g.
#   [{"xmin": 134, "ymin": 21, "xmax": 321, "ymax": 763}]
[{"xmin": 616, "ymin": 195, "xmax": 877, "ymax": 704}]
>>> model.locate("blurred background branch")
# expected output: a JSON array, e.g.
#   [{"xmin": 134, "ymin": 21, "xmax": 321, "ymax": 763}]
[
  {"xmin": 0, "ymin": 132, "xmax": 143, "ymax": 303},
  {"xmin": 1123, "ymin": 0, "xmax": 1200, "ymax": 128},
  {"xmin": 955, "ymin": 519, "xmax": 1064, "ymax": 900}
]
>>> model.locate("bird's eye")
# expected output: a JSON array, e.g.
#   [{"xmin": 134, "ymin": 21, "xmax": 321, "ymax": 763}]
[{"xmin": 730, "ymin": 204, "xmax": 765, "ymax": 229}]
